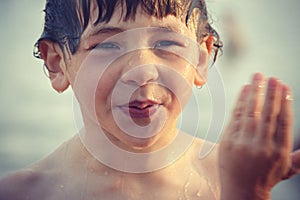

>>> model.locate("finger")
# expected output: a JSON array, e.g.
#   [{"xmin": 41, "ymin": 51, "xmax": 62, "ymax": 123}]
[
  {"xmin": 257, "ymin": 77, "xmax": 282, "ymax": 139},
  {"xmin": 275, "ymin": 84, "xmax": 293, "ymax": 149},
  {"xmin": 223, "ymin": 84, "xmax": 250, "ymax": 140},
  {"xmin": 241, "ymin": 73, "xmax": 265, "ymax": 137}
]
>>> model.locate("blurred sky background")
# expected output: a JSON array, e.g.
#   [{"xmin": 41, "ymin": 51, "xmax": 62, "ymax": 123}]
[{"xmin": 0, "ymin": 0, "xmax": 300, "ymax": 199}]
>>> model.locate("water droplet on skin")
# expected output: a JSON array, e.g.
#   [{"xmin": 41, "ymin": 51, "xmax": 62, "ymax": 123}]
[
  {"xmin": 184, "ymin": 182, "xmax": 191, "ymax": 200},
  {"xmin": 139, "ymin": 54, "xmax": 144, "ymax": 60},
  {"xmin": 88, "ymin": 165, "xmax": 95, "ymax": 173},
  {"xmin": 177, "ymin": 190, "xmax": 183, "ymax": 200},
  {"xmin": 184, "ymin": 39, "xmax": 190, "ymax": 46},
  {"xmin": 128, "ymin": 55, "xmax": 135, "ymax": 67},
  {"xmin": 196, "ymin": 191, "xmax": 202, "ymax": 197},
  {"xmin": 195, "ymin": 174, "xmax": 203, "ymax": 198},
  {"xmin": 129, "ymin": 60, "xmax": 134, "ymax": 67},
  {"xmin": 60, "ymin": 185, "xmax": 64, "ymax": 189},
  {"xmin": 183, "ymin": 172, "xmax": 193, "ymax": 200},
  {"xmin": 203, "ymin": 175, "xmax": 219, "ymax": 200}
]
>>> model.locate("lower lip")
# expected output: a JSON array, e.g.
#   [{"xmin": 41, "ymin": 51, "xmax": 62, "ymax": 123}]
[{"xmin": 119, "ymin": 105, "xmax": 160, "ymax": 118}]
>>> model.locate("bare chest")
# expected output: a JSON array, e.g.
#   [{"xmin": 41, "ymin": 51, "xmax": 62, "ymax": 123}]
[{"xmin": 43, "ymin": 171, "xmax": 220, "ymax": 200}]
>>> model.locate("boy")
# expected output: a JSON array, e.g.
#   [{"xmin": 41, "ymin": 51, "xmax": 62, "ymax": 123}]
[{"xmin": 1, "ymin": 0, "xmax": 299, "ymax": 199}]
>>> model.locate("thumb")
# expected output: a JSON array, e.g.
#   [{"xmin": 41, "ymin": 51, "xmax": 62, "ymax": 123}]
[
  {"xmin": 292, "ymin": 149, "xmax": 300, "ymax": 171},
  {"xmin": 284, "ymin": 149, "xmax": 300, "ymax": 179}
]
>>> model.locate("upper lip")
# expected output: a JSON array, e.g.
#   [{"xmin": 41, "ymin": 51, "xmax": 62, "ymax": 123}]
[{"xmin": 120, "ymin": 100, "xmax": 162, "ymax": 109}]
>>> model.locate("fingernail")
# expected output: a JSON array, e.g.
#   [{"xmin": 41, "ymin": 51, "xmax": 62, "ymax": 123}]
[
  {"xmin": 253, "ymin": 73, "xmax": 264, "ymax": 84},
  {"xmin": 268, "ymin": 77, "xmax": 278, "ymax": 89},
  {"xmin": 243, "ymin": 85, "xmax": 251, "ymax": 93},
  {"xmin": 283, "ymin": 85, "xmax": 293, "ymax": 101},
  {"xmin": 240, "ymin": 85, "xmax": 250, "ymax": 100}
]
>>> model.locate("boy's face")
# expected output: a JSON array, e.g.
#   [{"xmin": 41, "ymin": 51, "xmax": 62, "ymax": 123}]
[{"xmin": 63, "ymin": 5, "xmax": 209, "ymax": 152}]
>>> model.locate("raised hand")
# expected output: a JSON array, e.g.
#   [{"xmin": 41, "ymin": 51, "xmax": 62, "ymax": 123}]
[{"xmin": 219, "ymin": 73, "xmax": 300, "ymax": 200}]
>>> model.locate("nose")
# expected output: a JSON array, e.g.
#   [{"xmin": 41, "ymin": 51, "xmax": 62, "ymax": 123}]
[{"xmin": 120, "ymin": 50, "xmax": 159, "ymax": 86}]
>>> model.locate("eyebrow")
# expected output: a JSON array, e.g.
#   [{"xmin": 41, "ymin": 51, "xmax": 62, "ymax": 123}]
[
  {"xmin": 149, "ymin": 25, "xmax": 182, "ymax": 33},
  {"xmin": 89, "ymin": 24, "xmax": 183, "ymax": 37},
  {"xmin": 90, "ymin": 26, "xmax": 125, "ymax": 36}
]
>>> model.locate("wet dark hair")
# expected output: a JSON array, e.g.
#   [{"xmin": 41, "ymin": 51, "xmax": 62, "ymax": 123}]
[{"xmin": 34, "ymin": 0, "xmax": 222, "ymax": 62}]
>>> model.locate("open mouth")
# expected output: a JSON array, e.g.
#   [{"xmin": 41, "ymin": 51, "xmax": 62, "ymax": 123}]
[{"xmin": 119, "ymin": 100, "xmax": 161, "ymax": 118}]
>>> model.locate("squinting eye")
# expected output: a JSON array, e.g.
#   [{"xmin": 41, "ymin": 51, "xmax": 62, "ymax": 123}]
[
  {"xmin": 95, "ymin": 42, "xmax": 120, "ymax": 50},
  {"xmin": 154, "ymin": 40, "xmax": 182, "ymax": 48}
]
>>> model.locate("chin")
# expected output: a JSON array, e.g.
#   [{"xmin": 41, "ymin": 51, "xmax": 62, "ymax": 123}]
[{"xmin": 123, "ymin": 134, "xmax": 161, "ymax": 152}]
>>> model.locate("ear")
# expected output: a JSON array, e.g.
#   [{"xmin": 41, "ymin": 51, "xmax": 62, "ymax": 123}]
[
  {"xmin": 39, "ymin": 40, "xmax": 70, "ymax": 93},
  {"xmin": 194, "ymin": 35, "xmax": 215, "ymax": 87},
  {"xmin": 194, "ymin": 64, "xmax": 207, "ymax": 87},
  {"xmin": 204, "ymin": 35, "xmax": 215, "ymax": 55}
]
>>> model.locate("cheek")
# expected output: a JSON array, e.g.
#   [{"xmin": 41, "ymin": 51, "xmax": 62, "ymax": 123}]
[
  {"xmin": 72, "ymin": 52, "xmax": 120, "ymax": 120},
  {"xmin": 167, "ymin": 61, "xmax": 196, "ymax": 86},
  {"xmin": 160, "ymin": 62, "xmax": 195, "ymax": 113},
  {"xmin": 66, "ymin": 51, "xmax": 93, "ymax": 86},
  {"xmin": 95, "ymin": 74, "xmax": 117, "ymax": 107},
  {"xmin": 180, "ymin": 64, "xmax": 197, "ymax": 84}
]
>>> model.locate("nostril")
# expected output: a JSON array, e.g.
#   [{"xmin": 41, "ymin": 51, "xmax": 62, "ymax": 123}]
[{"xmin": 121, "ymin": 65, "xmax": 159, "ymax": 86}]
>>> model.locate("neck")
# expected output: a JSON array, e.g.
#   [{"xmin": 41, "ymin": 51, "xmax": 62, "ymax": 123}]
[{"xmin": 76, "ymin": 110, "xmax": 195, "ymax": 173}]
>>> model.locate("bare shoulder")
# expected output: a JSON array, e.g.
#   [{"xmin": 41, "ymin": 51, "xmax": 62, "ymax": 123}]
[
  {"xmin": 0, "ymin": 168, "xmax": 46, "ymax": 200},
  {"xmin": 0, "ymin": 136, "xmax": 78, "ymax": 200}
]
